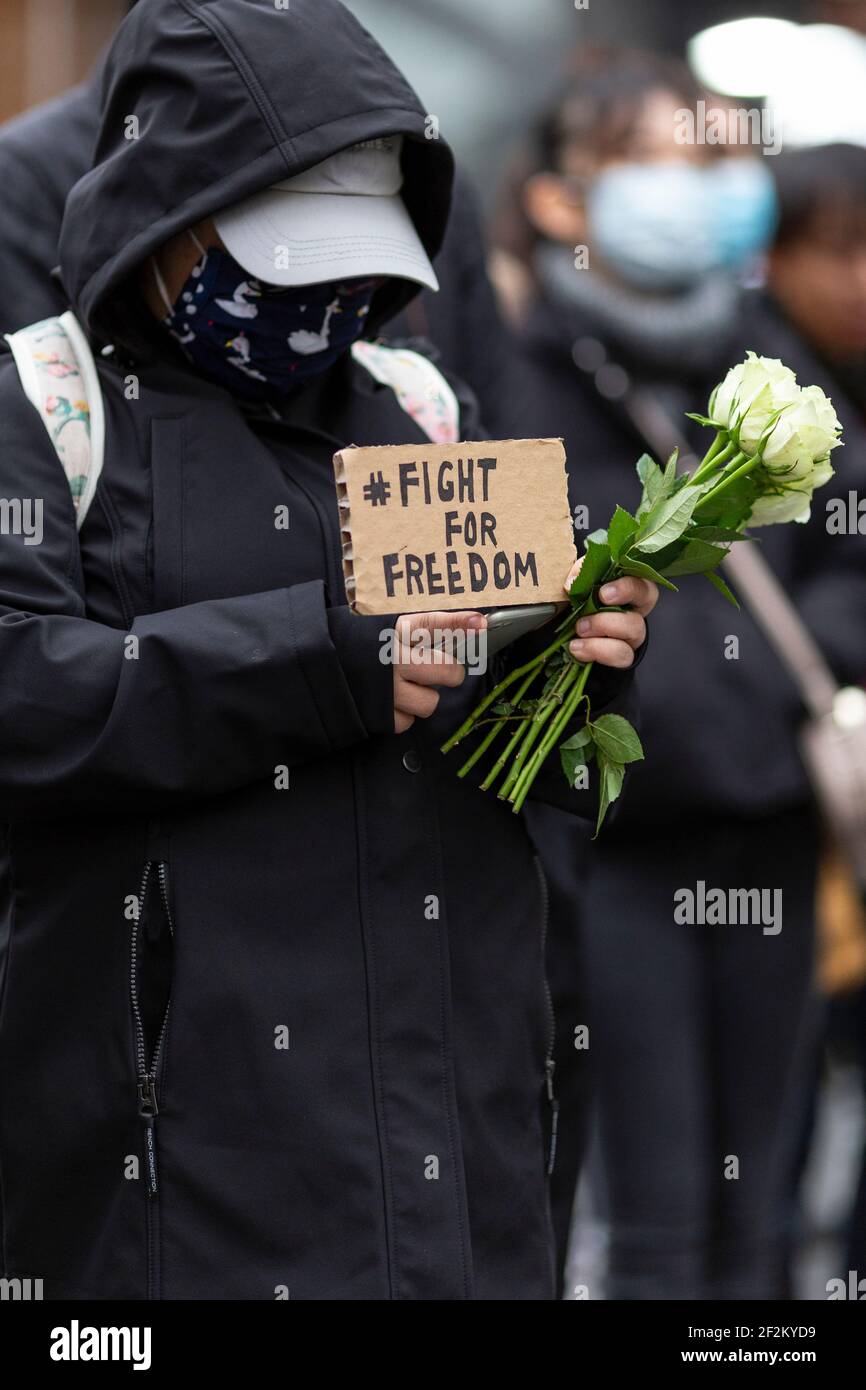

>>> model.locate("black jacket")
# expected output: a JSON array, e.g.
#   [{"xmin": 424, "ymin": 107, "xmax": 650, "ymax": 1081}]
[
  {"xmin": 0, "ymin": 0, "xmax": 636, "ymax": 1300},
  {"xmin": 512, "ymin": 282, "xmax": 866, "ymax": 829}
]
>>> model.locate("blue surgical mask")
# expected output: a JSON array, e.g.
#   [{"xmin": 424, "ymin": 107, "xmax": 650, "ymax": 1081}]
[
  {"xmin": 586, "ymin": 159, "xmax": 777, "ymax": 292},
  {"xmin": 151, "ymin": 232, "xmax": 379, "ymax": 397}
]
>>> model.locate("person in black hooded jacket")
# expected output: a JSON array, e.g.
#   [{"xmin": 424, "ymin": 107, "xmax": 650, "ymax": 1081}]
[
  {"xmin": 498, "ymin": 48, "xmax": 866, "ymax": 1299},
  {"xmin": 0, "ymin": 0, "xmax": 658, "ymax": 1301}
]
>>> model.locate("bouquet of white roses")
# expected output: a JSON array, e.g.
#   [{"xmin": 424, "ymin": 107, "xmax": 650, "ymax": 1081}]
[{"xmin": 441, "ymin": 353, "xmax": 842, "ymax": 829}]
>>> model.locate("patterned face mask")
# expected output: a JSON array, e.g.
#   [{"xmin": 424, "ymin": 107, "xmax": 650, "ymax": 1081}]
[{"xmin": 151, "ymin": 232, "xmax": 379, "ymax": 398}]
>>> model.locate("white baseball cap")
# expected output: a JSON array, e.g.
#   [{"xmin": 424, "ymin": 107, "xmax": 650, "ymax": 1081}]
[{"xmin": 214, "ymin": 136, "xmax": 438, "ymax": 291}]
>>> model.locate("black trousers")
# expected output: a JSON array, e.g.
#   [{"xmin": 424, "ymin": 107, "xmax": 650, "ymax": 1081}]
[{"xmin": 546, "ymin": 805, "xmax": 819, "ymax": 1300}]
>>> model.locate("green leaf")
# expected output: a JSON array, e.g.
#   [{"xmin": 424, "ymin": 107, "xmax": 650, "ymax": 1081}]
[
  {"xmin": 569, "ymin": 536, "xmax": 612, "ymax": 601},
  {"xmin": 687, "ymin": 525, "xmax": 749, "ymax": 543},
  {"xmin": 540, "ymin": 654, "xmax": 569, "ymax": 695},
  {"xmin": 663, "ymin": 450, "xmax": 679, "ymax": 489},
  {"xmin": 595, "ymin": 755, "xmax": 626, "ymax": 837},
  {"xmin": 636, "ymin": 454, "xmax": 664, "ymax": 518},
  {"xmin": 589, "ymin": 714, "xmax": 645, "ymax": 765},
  {"xmin": 693, "ymin": 477, "xmax": 759, "ymax": 529},
  {"xmin": 607, "ymin": 505, "xmax": 639, "ymax": 561},
  {"xmin": 685, "ymin": 411, "xmax": 718, "ymax": 428},
  {"xmin": 586, "ymin": 527, "xmax": 609, "ymax": 547},
  {"xmin": 562, "ymin": 752, "xmax": 593, "ymax": 789},
  {"xmin": 633, "ymin": 537, "xmax": 686, "ymax": 572},
  {"xmin": 634, "ymin": 486, "xmax": 702, "ymax": 553},
  {"xmin": 560, "ymin": 726, "xmax": 595, "ymax": 788},
  {"xmin": 704, "ymin": 569, "xmax": 740, "ymax": 609},
  {"xmin": 619, "ymin": 557, "xmax": 679, "ymax": 592},
  {"xmin": 561, "ymin": 726, "xmax": 594, "ymax": 753},
  {"xmin": 636, "ymin": 453, "xmax": 660, "ymax": 489},
  {"xmin": 662, "ymin": 539, "xmax": 728, "ymax": 577}
]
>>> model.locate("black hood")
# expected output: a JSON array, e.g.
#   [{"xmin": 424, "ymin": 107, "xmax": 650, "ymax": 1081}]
[{"xmin": 59, "ymin": 0, "xmax": 454, "ymax": 350}]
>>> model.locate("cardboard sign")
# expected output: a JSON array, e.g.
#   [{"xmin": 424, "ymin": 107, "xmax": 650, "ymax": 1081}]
[{"xmin": 334, "ymin": 438, "xmax": 576, "ymax": 615}]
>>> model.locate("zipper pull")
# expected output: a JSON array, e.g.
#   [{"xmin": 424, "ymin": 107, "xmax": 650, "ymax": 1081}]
[
  {"xmin": 545, "ymin": 1059, "xmax": 559, "ymax": 1177},
  {"xmin": 137, "ymin": 1074, "xmax": 159, "ymax": 1197}
]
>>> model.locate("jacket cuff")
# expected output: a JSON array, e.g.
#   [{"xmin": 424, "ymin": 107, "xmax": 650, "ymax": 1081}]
[
  {"xmin": 326, "ymin": 604, "xmax": 395, "ymax": 738},
  {"xmin": 585, "ymin": 628, "xmax": 649, "ymax": 710}
]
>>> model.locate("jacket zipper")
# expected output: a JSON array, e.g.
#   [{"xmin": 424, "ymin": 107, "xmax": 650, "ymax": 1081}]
[
  {"xmin": 533, "ymin": 856, "xmax": 559, "ymax": 1177},
  {"xmin": 129, "ymin": 859, "xmax": 174, "ymax": 1298}
]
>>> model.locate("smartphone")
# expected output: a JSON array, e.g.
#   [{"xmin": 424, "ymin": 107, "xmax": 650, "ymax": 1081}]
[{"xmin": 482, "ymin": 603, "xmax": 559, "ymax": 657}]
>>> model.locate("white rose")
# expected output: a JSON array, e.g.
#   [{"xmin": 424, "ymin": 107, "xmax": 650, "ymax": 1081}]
[
  {"xmin": 710, "ymin": 353, "xmax": 800, "ymax": 452},
  {"xmin": 747, "ymin": 488, "xmax": 816, "ymax": 527},
  {"xmin": 709, "ymin": 356, "xmax": 841, "ymax": 528},
  {"xmin": 748, "ymin": 455, "xmax": 837, "ymax": 528},
  {"xmin": 761, "ymin": 384, "xmax": 842, "ymax": 476}
]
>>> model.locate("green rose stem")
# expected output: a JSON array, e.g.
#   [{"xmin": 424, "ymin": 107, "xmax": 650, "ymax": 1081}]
[
  {"xmin": 696, "ymin": 452, "xmax": 762, "ymax": 511},
  {"xmin": 690, "ymin": 431, "xmax": 735, "ymax": 485},
  {"xmin": 476, "ymin": 691, "xmax": 541, "ymax": 788},
  {"xmin": 509, "ymin": 661, "xmax": 593, "ymax": 814},
  {"xmin": 691, "ymin": 443, "xmax": 754, "ymax": 491},
  {"xmin": 496, "ymin": 660, "xmax": 578, "ymax": 797},
  {"xmin": 454, "ymin": 666, "xmax": 539, "ymax": 779},
  {"xmin": 477, "ymin": 662, "xmax": 570, "ymax": 790},
  {"xmin": 440, "ymin": 629, "xmax": 569, "ymax": 754}
]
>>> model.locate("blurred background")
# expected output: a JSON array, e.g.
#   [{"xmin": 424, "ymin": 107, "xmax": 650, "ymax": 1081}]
[
  {"xmin": 4, "ymin": 0, "xmax": 866, "ymax": 1302},
  {"xmin": 5, "ymin": 1, "xmax": 866, "ymax": 190}
]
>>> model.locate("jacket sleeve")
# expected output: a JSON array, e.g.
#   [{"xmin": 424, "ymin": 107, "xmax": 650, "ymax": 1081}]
[{"xmin": 0, "ymin": 370, "xmax": 394, "ymax": 819}]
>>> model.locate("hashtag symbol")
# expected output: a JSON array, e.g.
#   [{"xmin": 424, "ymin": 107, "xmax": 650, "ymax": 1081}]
[{"xmin": 363, "ymin": 471, "xmax": 391, "ymax": 506}]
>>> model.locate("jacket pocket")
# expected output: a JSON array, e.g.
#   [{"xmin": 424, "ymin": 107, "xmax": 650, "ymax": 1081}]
[
  {"xmin": 130, "ymin": 857, "xmax": 175, "ymax": 1300},
  {"xmin": 533, "ymin": 855, "xmax": 559, "ymax": 1177}
]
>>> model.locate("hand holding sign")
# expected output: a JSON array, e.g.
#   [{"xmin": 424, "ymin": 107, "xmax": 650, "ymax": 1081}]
[
  {"xmin": 392, "ymin": 610, "xmax": 487, "ymax": 733},
  {"xmin": 334, "ymin": 438, "xmax": 577, "ymax": 614}
]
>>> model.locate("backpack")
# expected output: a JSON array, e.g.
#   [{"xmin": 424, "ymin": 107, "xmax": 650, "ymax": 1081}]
[{"xmin": 4, "ymin": 314, "xmax": 461, "ymax": 528}]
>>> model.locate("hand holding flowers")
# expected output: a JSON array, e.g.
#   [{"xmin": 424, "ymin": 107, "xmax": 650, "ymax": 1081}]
[{"xmin": 441, "ymin": 353, "xmax": 843, "ymax": 828}]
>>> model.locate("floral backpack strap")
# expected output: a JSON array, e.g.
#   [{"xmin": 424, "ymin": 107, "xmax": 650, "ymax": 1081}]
[
  {"xmin": 4, "ymin": 310, "xmax": 104, "ymax": 528},
  {"xmin": 351, "ymin": 339, "xmax": 461, "ymax": 445}
]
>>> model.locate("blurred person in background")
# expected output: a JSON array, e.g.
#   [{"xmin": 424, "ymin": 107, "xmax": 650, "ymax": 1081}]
[
  {"xmin": 817, "ymin": 0, "xmax": 866, "ymax": 34},
  {"xmin": 767, "ymin": 143, "xmax": 866, "ymax": 422},
  {"xmin": 0, "ymin": 76, "xmax": 99, "ymax": 330},
  {"xmin": 495, "ymin": 44, "xmax": 866, "ymax": 1299},
  {"xmin": 768, "ymin": 141, "xmax": 866, "ymax": 1286}
]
